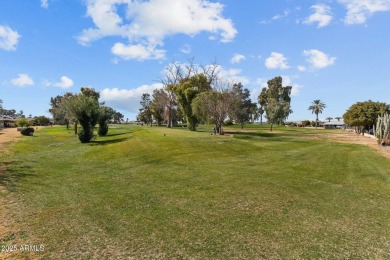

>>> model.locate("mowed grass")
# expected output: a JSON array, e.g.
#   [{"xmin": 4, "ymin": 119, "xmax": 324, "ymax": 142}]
[{"xmin": 1, "ymin": 124, "xmax": 390, "ymax": 259}]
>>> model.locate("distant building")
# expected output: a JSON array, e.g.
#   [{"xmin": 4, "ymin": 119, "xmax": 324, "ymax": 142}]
[
  {"xmin": 323, "ymin": 119, "xmax": 347, "ymax": 129},
  {"xmin": 0, "ymin": 115, "xmax": 16, "ymax": 128}
]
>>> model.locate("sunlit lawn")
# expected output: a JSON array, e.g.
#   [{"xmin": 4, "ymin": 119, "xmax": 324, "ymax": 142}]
[{"xmin": 1, "ymin": 124, "xmax": 390, "ymax": 258}]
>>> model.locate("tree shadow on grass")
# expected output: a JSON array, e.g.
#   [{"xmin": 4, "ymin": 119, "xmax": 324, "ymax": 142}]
[
  {"xmin": 225, "ymin": 131, "xmax": 284, "ymax": 138},
  {"xmin": 0, "ymin": 162, "xmax": 37, "ymax": 193},
  {"xmin": 104, "ymin": 132, "xmax": 132, "ymax": 137},
  {"xmin": 88, "ymin": 137, "xmax": 131, "ymax": 146}
]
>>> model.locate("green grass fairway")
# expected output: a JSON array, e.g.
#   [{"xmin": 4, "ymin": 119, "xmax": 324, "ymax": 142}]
[{"xmin": 1, "ymin": 125, "xmax": 390, "ymax": 258}]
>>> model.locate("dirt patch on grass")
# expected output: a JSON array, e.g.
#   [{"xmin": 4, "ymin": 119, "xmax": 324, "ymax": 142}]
[
  {"xmin": 0, "ymin": 127, "xmax": 46, "ymax": 259},
  {"xmin": 300, "ymin": 130, "xmax": 390, "ymax": 159}
]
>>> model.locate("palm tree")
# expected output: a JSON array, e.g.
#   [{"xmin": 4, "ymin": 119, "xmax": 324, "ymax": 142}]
[
  {"xmin": 325, "ymin": 117, "xmax": 333, "ymax": 122},
  {"xmin": 308, "ymin": 100, "xmax": 326, "ymax": 129},
  {"xmin": 335, "ymin": 116, "xmax": 342, "ymax": 122}
]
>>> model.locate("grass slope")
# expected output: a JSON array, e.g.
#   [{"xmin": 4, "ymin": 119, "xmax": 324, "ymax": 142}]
[{"xmin": 1, "ymin": 125, "xmax": 390, "ymax": 259}]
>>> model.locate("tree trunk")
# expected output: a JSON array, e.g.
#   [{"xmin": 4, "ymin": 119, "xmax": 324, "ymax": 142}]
[
  {"xmin": 315, "ymin": 113, "xmax": 318, "ymax": 129},
  {"xmin": 167, "ymin": 109, "xmax": 172, "ymax": 128},
  {"xmin": 270, "ymin": 123, "xmax": 273, "ymax": 132},
  {"xmin": 74, "ymin": 122, "xmax": 78, "ymax": 134}
]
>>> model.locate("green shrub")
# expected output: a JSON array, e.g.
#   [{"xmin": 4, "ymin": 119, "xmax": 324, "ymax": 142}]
[
  {"xmin": 16, "ymin": 118, "xmax": 32, "ymax": 127},
  {"xmin": 224, "ymin": 120, "xmax": 234, "ymax": 126},
  {"xmin": 21, "ymin": 127, "xmax": 35, "ymax": 136},
  {"xmin": 291, "ymin": 122, "xmax": 297, "ymax": 127},
  {"xmin": 302, "ymin": 120, "xmax": 311, "ymax": 127},
  {"xmin": 98, "ymin": 122, "xmax": 109, "ymax": 136},
  {"xmin": 78, "ymin": 129, "xmax": 94, "ymax": 143}
]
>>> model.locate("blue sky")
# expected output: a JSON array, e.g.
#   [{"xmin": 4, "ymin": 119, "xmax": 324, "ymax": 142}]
[{"xmin": 1, "ymin": 0, "xmax": 390, "ymax": 121}]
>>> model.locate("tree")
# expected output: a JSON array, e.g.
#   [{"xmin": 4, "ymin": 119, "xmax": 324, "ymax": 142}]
[
  {"xmin": 335, "ymin": 116, "xmax": 342, "ymax": 122},
  {"xmin": 151, "ymin": 89, "xmax": 167, "ymax": 126},
  {"xmin": 231, "ymin": 83, "xmax": 253, "ymax": 129},
  {"xmin": 138, "ymin": 93, "xmax": 153, "ymax": 126},
  {"xmin": 62, "ymin": 94, "xmax": 100, "ymax": 143},
  {"xmin": 192, "ymin": 89, "xmax": 233, "ymax": 134},
  {"xmin": 308, "ymin": 99, "xmax": 326, "ymax": 129},
  {"xmin": 49, "ymin": 93, "xmax": 77, "ymax": 129},
  {"xmin": 325, "ymin": 117, "xmax": 333, "ymax": 122},
  {"xmin": 172, "ymin": 74, "xmax": 212, "ymax": 131},
  {"xmin": 33, "ymin": 116, "xmax": 51, "ymax": 126},
  {"xmin": 98, "ymin": 106, "xmax": 115, "ymax": 136},
  {"xmin": 162, "ymin": 59, "xmax": 219, "ymax": 130},
  {"xmin": 258, "ymin": 76, "xmax": 292, "ymax": 131},
  {"xmin": 113, "ymin": 112, "xmax": 124, "ymax": 124},
  {"xmin": 257, "ymin": 90, "xmax": 267, "ymax": 125},
  {"xmin": 16, "ymin": 118, "xmax": 32, "ymax": 127},
  {"xmin": 343, "ymin": 100, "xmax": 390, "ymax": 134},
  {"xmin": 80, "ymin": 87, "xmax": 100, "ymax": 100}
]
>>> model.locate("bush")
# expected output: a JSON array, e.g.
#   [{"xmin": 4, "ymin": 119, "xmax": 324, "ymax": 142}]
[
  {"xmin": 78, "ymin": 129, "xmax": 94, "ymax": 143},
  {"xmin": 290, "ymin": 122, "xmax": 297, "ymax": 127},
  {"xmin": 223, "ymin": 120, "xmax": 233, "ymax": 126},
  {"xmin": 98, "ymin": 122, "xmax": 108, "ymax": 136},
  {"xmin": 21, "ymin": 127, "xmax": 35, "ymax": 136},
  {"xmin": 16, "ymin": 118, "xmax": 31, "ymax": 128},
  {"xmin": 301, "ymin": 120, "xmax": 311, "ymax": 127}
]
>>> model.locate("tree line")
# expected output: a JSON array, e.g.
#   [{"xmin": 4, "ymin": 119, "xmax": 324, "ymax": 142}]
[
  {"xmin": 137, "ymin": 61, "xmax": 293, "ymax": 132},
  {"xmin": 49, "ymin": 87, "xmax": 124, "ymax": 143}
]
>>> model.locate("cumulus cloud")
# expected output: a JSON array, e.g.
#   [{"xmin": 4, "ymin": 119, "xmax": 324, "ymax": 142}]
[
  {"xmin": 265, "ymin": 52, "xmax": 290, "ymax": 70},
  {"xmin": 0, "ymin": 25, "xmax": 21, "ymax": 51},
  {"xmin": 43, "ymin": 76, "xmax": 74, "ymax": 89},
  {"xmin": 78, "ymin": 0, "xmax": 237, "ymax": 60},
  {"xmin": 41, "ymin": 0, "xmax": 49, "ymax": 8},
  {"xmin": 231, "ymin": 54, "xmax": 246, "ymax": 64},
  {"xmin": 303, "ymin": 49, "xmax": 336, "ymax": 69},
  {"xmin": 100, "ymin": 83, "xmax": 163, "ymax": 113},
  {"xmin": 338, "ymin": 0, "xmax": 390, "ymax": 24},
  {"xmin": 304, "ymin": 4, "xmax": 333, "ymax": 28},
  {"xmin": 54, "ymin": 76, "xmax": 74, "ymax": 88},
  {"xmin": 111, "ymin": 43, "xmax": 165, "ymax": 60},
  {"xmin": 11, "ymin": 74, "xmax": 34, "ymax": 87},
  {"xmin": 297, "ymin": 65, "xmax": 307, "ymax": 72}
]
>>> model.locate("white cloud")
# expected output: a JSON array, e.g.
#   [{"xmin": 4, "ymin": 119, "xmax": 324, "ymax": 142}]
[
  {"xmin": 0, "ymin": 25, "xmax": 21, "ymax": 51},
  {"xmin": 260, "ymin": 9, "xmax": 291, "ymax": 24},
  {"xmin": 78, "ymin": 0, "xmax": 237, "ymax": 61},
  {"xmin": 11, "ymin": 74, "xmax": 34, "ymax": 87},
  {"xmin": 265, "ymin": 52, "xmax": 290, "ymax": 70},
  {"xmin": 54, "ymin": 76, "xmax": 74, "ymax": 89},
  {"xmin": 43, "ymin": 76, "xmax": 74, "ymax": 89},
  {"xmin": 303, "ymin": 49, "xmax": 336, "ymax": 69},
  {"xmin": 111, "ymin": 43, "xmax": 165, "ymax": 60},
  {"xmin": 304, "ymin": 4, "xmax": 333, "ymax": 28},
  {"xmin": 297, "ymin": 65, "xmax": 307, "ymax": 72},
  {"xmin": 231, "ymin": 53, "xmax": 246, "ymax": 64},
  {"xmin": 338, "ymin": 0, "xmax": 390, "ymax": 24},
  {"xmin": 100, "ymin": 83, "xmax": 163, "ymax": 113},
  {"xmin": 41, "ymin": 0, "xmax": 49, "ymax": 8}
]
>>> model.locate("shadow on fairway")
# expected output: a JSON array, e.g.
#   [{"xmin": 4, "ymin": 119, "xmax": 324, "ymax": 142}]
[
  {"xmin": 0, "ymin": 162, "xmax": 37, "ymax": 192},
  {"xmin": 88, "ymin": 137, "xmax": 130, "ymax": 146},
  {"xmin": 103, "ymin": 132, "xmax": 132, "ymax": 137},
  {"xmin": 226, "ymin": 131, "xmax": 284, "ymax": 138}
]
